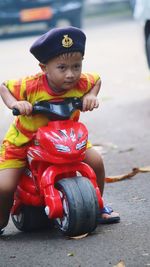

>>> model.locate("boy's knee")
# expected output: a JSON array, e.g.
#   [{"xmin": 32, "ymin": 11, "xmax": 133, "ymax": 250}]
[
  {"xmin": 0, "ymin": 184, "xmax": 16, "ymax": 195},
  {"xmin": 92, "ymin": 152, "xmax": 104, "ymax": 169},
  {"xmin": 0, "ymin": 168, "xmax": 22, "ymax": 193}
]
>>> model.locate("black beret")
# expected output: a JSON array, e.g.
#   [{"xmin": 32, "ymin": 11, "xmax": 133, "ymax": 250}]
[{"xmin": 30, "ymin": 26, "xmax": 86, "ymax": 63}]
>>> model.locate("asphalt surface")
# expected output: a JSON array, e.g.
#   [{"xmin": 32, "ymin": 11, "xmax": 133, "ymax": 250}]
[{"xmin": 0, "ymin": 11, "xmax": 150, "ymax": 267}]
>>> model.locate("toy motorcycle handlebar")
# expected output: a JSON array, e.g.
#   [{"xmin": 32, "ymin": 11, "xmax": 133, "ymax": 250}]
[{"xmin": 12, "ymin": 97, "xmax": 83, "ymax": 119}]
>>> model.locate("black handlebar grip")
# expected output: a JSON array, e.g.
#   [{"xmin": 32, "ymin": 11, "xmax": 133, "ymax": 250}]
[
  {"xmin": 12, "ymin": 108, "xmax": 20, "ymax": 116},
  {"xmin": 73, "ymin": 98, "xmax": 83, "ymax": 110}
]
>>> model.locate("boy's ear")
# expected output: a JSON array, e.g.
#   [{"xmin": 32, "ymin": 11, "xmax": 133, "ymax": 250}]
[{"xmin": 39, "ymin": 63, "xmax": 47, "ymax": 73}]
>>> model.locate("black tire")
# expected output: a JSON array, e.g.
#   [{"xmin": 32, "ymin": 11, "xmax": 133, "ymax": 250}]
[
  {"xmin": 145, "ymin": 34, "xmax": 150, "ymax": 68},
  {"xmin": 55, "ymin": 177, "xmax": 99, "ymax": 237},
  {"xmin": 11, "ymin": 206, "xmax": 52, "ymax": 232}
]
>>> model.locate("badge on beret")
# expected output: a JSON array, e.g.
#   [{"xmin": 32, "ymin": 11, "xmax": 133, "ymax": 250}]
[{"xmin": 62, "ymin": 35, "xmax": 73, "ymax": 48}]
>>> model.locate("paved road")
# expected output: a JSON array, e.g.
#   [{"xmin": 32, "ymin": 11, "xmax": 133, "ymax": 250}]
[{"xmin": 1, "ymin": 13, "xmax": 150, "ymax": 267}]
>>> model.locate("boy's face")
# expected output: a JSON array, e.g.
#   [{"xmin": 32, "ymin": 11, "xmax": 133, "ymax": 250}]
[{"xmin": 40, "ymin": 52, "xmax": 83, "ymax": 94}]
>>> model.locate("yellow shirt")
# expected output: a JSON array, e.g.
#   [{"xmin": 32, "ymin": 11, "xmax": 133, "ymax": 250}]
[{"xmin": 4, "ymin": 72, "xmax": 100, "ymax": 146}]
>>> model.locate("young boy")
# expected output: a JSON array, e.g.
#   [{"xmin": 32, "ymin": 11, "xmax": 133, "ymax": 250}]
[{"xmin": 0, "ymin": 26, "xmax": 120, "ymax": 234}]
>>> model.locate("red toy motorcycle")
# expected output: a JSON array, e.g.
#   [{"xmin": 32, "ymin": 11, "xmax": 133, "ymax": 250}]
[{"xmin": 11, "ymin": 98, "xmax": 104, "ymax": 237}]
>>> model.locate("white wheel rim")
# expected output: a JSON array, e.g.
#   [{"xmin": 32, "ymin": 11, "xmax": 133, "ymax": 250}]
[{"xmin": 56, "ymin": 190, "xmax": 69, "ymax": 230}]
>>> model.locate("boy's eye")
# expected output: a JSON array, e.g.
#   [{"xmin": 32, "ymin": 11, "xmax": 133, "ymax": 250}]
[
  {"xmin": 74, "ymin": 64, "xmax": 81, "ymax": 69},
  {"xmin": 57, "ymin": 63, "xmax": 81, "ymax": 71},
  {"xmin": 58, "ymin": 65, "xmax": 66, "ymax": 70}
]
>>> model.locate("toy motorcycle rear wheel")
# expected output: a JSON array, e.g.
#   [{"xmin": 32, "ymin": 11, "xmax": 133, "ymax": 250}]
[
  {"xmin": 11, "ymin": 206, "xmax": 52, "ymax": 232},
  {"xmin": 55, "ymin": 176, "xmax": 99, "ymax": 237}
]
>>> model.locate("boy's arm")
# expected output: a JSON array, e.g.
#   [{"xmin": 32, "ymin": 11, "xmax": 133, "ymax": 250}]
[
  {"xmin": 82, "ymin": 79, "xmax": 101, "ymax": 112},
  {"xmin": 0, "ymin": 83, "xmax": 32, "ymax": 115}
]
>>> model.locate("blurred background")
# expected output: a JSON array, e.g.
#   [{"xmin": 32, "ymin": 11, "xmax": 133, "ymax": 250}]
[{"xmin": 0, "ymin": 0, "xmax": 136, "ymax": 38}]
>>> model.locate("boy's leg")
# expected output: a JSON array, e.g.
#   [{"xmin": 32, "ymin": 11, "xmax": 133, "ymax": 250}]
[
  {"xmin": 0, "ymin": 168, "xmax": 24, "ymax": 229},
  {"xmin": 84, "ymin": 147, "xmax": 105, "ymax": 196},
  {"xmin": 84, "ymin": 147, "xmax": 120, "ymax": 223}
]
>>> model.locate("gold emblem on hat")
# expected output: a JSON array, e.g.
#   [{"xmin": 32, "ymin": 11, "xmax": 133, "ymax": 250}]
[{"xmin": 62, "ymin": 35, "xmax": 73, "ymax": 48}]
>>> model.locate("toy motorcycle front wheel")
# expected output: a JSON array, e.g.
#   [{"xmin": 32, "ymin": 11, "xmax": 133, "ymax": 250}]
[{"xmin": 55, "ymin": 176, "xmax": 99, "ymax": 237}]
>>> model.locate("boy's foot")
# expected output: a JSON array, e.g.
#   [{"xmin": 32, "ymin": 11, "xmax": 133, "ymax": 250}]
[
  {"xmin": 98, "ymin": 206, "xmax": 120, "ymax": 224},
  {"xmin": 0, "ymin": 228, "xmax": 4, "ymax": 235}
]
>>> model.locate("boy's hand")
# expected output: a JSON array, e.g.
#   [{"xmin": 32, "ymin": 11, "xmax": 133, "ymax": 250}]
[
  {"xmin": 82, "ymin": 93, "xmax": 99, "ymax": 112},
  {"xmin": 11, "ymin": 101, "xmax": 33, "ymax": 115}
]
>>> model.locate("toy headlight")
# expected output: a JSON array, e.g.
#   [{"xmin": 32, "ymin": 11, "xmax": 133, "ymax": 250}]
[
  {"xmin": 76, "ymin": 140, "xmax": 87, "ymax": 150},
  {"xmin": 55, "ymin": 144, "xmax": 70, "ymax": 152}
]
